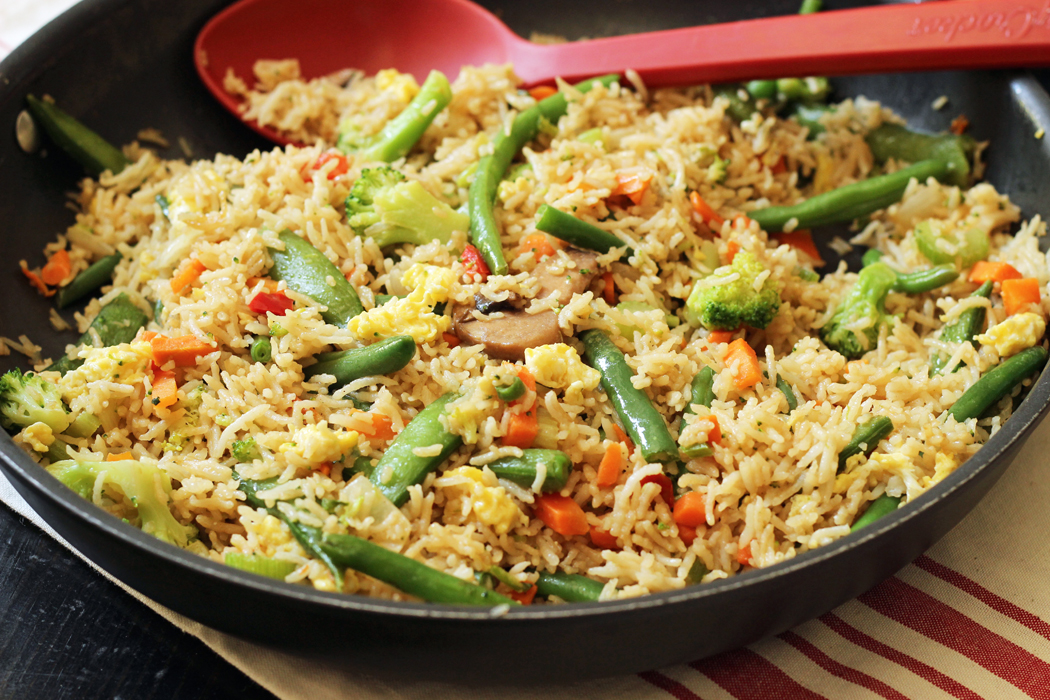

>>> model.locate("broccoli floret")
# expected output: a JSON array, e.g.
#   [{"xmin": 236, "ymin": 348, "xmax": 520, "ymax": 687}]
[
  {"xmin": 46, "ymin": 459, "xmax": 196, "ymax": 546},
  {"xmin": 0, "ymin": 368, "xmax": 71, "ymax": 434},
  {"xmin": 685, "ymin": 250, "xmax": 781, "ymax": 330},
  {"xmin": 346, "ymin": 167, "xmax": 470, "ymax": 249},
  {"xmin": 232, "ymin": 437, "xmax": 261, "ymax": 463},
  {"xmin": 819, "ymin": 261, "xmax": 898, "ymax": 360}
]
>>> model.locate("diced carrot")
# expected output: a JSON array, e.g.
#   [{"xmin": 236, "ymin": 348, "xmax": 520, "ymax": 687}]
[
  {"xmin": 514, "ymin": 367, "xmax": 537, "ymax": 394},
  {"xmin": 533, "ymin": 494, "xmax": 589, "ymax": 537},
  {"xmin": 701, "ymin": 415, "xmax": 722, "ymax": 445},
  {"xmin": 308, "ymin": 152, "xmax": 350, "ymax": 179},
  {"xmin": 595, "ymin": 442, "xmax": 623, "ymax": 487},
  {"xmin": 950, "ymin": 114, "xmax": 970, "ymax": 135},
  {"xmin": 689, "ymin": 191, "xmax": 725, "ymax": 228},
  {"xmin": 1002, "ymin": 278, "xmax": 1042, "ymax": 316},
  {"xmin": 969, "ymin": 260, "xmax": 1022, "ymax": 284},
  {"xmin": 771, "ymin": 230, "xmax": 824, "ymax": 266},
  {"xmin": 611, "ymin": 423, "xmax": 634, "ymax": 456},
  {"xmin": 509, "ymin": 584, "xmax": 539, "ymax": 605},
  {"xmin": 151, "ymin": 368, "xmax": 178, "ymax": 409},
  {"xmin": 170, "ymin": 258, "xmax": 207, "ymax": 295},
  {"xmin": 358, "ymin": 412, "xmax": 395, "ymax": 441},
  {"xmin": 150, "ymin": 335, "xmax": 214, "ymax": 368},
  {"xmin": 313, "ymin": 462, "xmax": 333, "ymax": 477},
  {"xmin": 708, "ymin": 330, "xmax": 734, "ymax": 344},
  {"xmin": 679, "ymin": 526, "xmax": 697, "ymax": 546},
  {"xmin": 247, "ymin": 276, "xmax": 280, "ymax": 293},
  {"xmin": 612, "ymin": 168, "xmax": 653, "ymax": 205},
  {"xmin": 770, "ymin": 156, "xmax": 787, "ymax": 175},
  {"xmin": 442, "ymin": 332, "xmax": 460, "ymax": 348},
  {"xmin": 106, "ymin": 452, "xmax": 133, "ymax": 462},
  {"xmin": 724, "ymin": 338, "xmax": 761, "ymax": 390},
  {"xmin": 528, "ymin": 85, "xmax": 558, "ymax": 101},
  {"xmin": 504, "ymin": 410, "xmax": 538, "ymax": 448},
  {"xmin": 602, "ymin": 271, "xmax": 616, "ymax": 305},
  {"xmin": 590, "ymin": 526, "xmax": 620, "ymax": 550},
  {"xmin": 41, "ymin": 249, "xmax": 72, "ymax": 286},
  {"xmin": 519, "ymin": 232, "xmax": 557, "ymax": 261},
  {"xmin": 20, "ymin": 261, "xmax": 55, "ymax": 297},
  {"xmin": 140, "ymin": 330, "xmax": 159, "ymax": 342},
  {"xmin": 733, "ymin": 214, "xmax": 753, "ymax": 229},
  {"xmin": 673, "ymin": 492, "xmax": 707, "ymax": 528},
  {"xmin": 737, "ymin": 542, "xmax": 752, "ymax": 566},
  {"xmin": 640, "ymin": 473, "xmax": 674, "ymax": 503},
  {"xmin": 724, "ymin": 240, "xmax": 741, "ymax": 264}
]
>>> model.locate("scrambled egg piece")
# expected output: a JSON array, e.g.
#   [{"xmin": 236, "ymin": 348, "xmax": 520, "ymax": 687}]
[
  {"xmin": 22, "ymin": 422, "xmax": 54, "ymax": 452},
  {"xmin": 255, "ymin": 514, "xmax": 292, "ymax": 555},
  {"xmin": 923, "ymin": 453, "xmax": 958, "ymax": 489},
  {"xmin": 440, "ymin": 466, "xmax": 523, "ymax": 535},
  {"xmin": 976, "ymin": 312, "xmax": 1045, "ymax": 357},
  {"xmin": 280, "ymin": 424, "xmax": 358, "ymax": 464},
  {"xmin": 375, "ymin": 69, "xmax": 419, "ymax": 102},
  {"xmin": 347, "ymin": 264, "xmax": 455, "ymax": 342},
  {"xmin": 59, "ymin": 341, "xmax": 153, "ymax": 414},
  {"xmin": 524, "ymin": 344, "xmax": 600, "ymax": 402}
]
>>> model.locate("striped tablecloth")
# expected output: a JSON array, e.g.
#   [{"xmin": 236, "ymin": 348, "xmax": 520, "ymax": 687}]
[{"xmin": 5, "ymin": 3, "xmax": 1050, "ymax": 698}]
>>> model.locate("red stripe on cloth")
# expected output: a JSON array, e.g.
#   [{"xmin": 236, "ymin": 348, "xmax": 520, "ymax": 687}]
[
  {"xmin": 638, "ymin": 670, "xmax": 706, "ymax": 700},
  {"xmin": 915, "ymin": 554, "xmax": 1050, "ymax": 642},
  {"xmin": 779, "ymin": 629, "xmax": 910, "ymax": 700},
  {"xmin": 860, "ymin": 576, "xmax": 1050, "ymax": 699},
  {"xmin": 820, "ymin": 612, "xmax": 983, "ymax": 700},
  {"xmin": 691, "ymin": 648, "xmax": 830, "ymax": 700}
]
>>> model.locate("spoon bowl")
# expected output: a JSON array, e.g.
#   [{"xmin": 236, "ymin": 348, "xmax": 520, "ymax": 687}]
[{"xmin": 196, "ymin": 0, "xmax": 1050, "ymax": 146}]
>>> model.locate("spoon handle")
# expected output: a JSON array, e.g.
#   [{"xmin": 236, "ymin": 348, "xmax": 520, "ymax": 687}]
[{"xmin": 510, "ymin": 1, "xmax": 1050, "ymax": 87}]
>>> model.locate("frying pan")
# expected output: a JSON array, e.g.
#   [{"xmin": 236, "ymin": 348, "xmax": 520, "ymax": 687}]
[{"xmin": 1, "ymin": 0, "xmax": 1049, "ymax": 683}]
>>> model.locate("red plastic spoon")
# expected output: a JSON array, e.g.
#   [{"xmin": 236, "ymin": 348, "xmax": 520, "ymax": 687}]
[{"xmin": 195, "ymin": 0, "xmax": 1050, "ymax": 146}]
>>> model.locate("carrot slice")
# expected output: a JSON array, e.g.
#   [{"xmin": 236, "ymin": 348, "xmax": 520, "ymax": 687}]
[
  {"xmin": 679, "ymin": 525, "xmax": 697, "ymax": 546},
  {"xmin": 170, "ymin": 258, "xmax": 207, "ymax": 295},
  {"xmin": 724, "ymin": 338, "xmax": 761, "ymax": 390},
  {"xmin": 724, "ymin": 240, "xmax": 741, "ymax": 265},
  {"xmin": 708, "ymin": 330, "xmax": 734, "ymax": 344},
  {"xmin": 595, "ymin": 442, "xmax": 623, "ymax": 487},
  {"xmin": 701, "ymin": 415, "xmax": 722, "ymax": 445},
  {"xmin": 151, "ymin": 368, "xmax": 178, "ymax": 409},
  {"xmin": 737, "ymin": 542, "xmax": 752, "ymax": 566},
  {"xmin": 314, "ymin": 462, "xmax": 333, "ymax": 477},
  {"xmin": 247, "ymin": 276, "xmax": 280, "ymax": 293},
  {"xmin": 590, "ymin": 526, "xmax": 620, "ymax": 550},
  {"xmin": 20, "ymin": 261, "xmax": 55, "ymax": 297},
  {"xmin": 357, "ymin": 412, "xmax": 395, "ymax": 441},
  {"xmin": 689, "ymin": 191, "xmax": 725, "ymax": 228},
  {"xmin": 601, "ymin": 271, "xmax": 616, "ymax": 305},
  {"xmin": 534, "ymin": 494, "xmax": 589, "ymax": 537},
  {"xmin": 504, "ymin": 367, "xmax": 538, "ymax": 448},
  {"xmin": 771, "ymin": 230, "xmax": 824, "ymax": 266},
  {"xmin": 106, "ymin": 452, "xmax": 133, "ymax": 462},
  {"xmin": 969, "ymin": 260, "xmax": 1022, "ymax": 284},
  {"xmin": 611, "ymin": 423, "xmax": 634, "ymax": 456},
  {"xmin": 509, "ymin": 584, "xmax": 539, "ymax": 605},
  {"xmin": 41, "ymin": 249, "xmax": 72, "ymax": 286},
  {"xmin": 519, "ymin": 233, "xmax": 557, "ymax": 261},
  {"xmin": 612, "ymin": 168, "xmax": 653, "ymax": 205},
  {"xmin": 528, "ymin": 85, "xmax": 558, "ymax": 101},
  {"xmin": 673, "ymin": 492, "xmax": 707, "ymax": 528},
  {"xmin": 1002, "ymin": 278, "xmax": 1042, "ymax": 316},
  {"xmin": 150, "ymin": 335, "xmax": 214, "ymax": 368},
  {"xmin": 442, "ymin": 332, "xmax": 460, "ymax": 348}
]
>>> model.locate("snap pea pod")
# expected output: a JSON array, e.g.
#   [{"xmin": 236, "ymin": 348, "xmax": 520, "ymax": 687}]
[
  {"xmin": 486, "ymin": 449, "xmax": 571, "ymax": 493},
  {"xmin": 949, "ymin": 346, "xmax": 1049, "ymax": 423},
  {"xmin": 893, "ymin": 264, "xmax": 959, "ymax": 294},
  {"xmin": 495, "ymin": 376, "xmax": 526, "ymax": 402},
  {"xmin": 931, "ymin": 281, "xmax": 993, "ymax": 376},
  {"xmin": 320, "ymin": 533, "xmax": 515, "ymax": 606},
  {"xmin": 534, "ymin": 204, "xmax": 632, "ymax": 257},
  {"xmin": 355, "ymin": 70, "xmax": 452, "ymax": 163},
  {"xmin": 46, "ymin": 293, "xmax": 149, "ymax": 375},
  {"xmin": 850, "ymin": 494, "xmax": 901, "ymax": 532},
  {"xmin": 865, "ymin": 123, "xmax": 975, "ymax": 188},
  {"xmin": 55, "ymin": 253, "xmax": 122, "ymax": 309},
  {"xmin": 712, "ymin": 85, "xmax": 758, "ymax": 122},
  {"xmin": 535, "ymin": 571, "xmax": 606, "ymax": 602},
  {"xmin": 268, "ymin": 229, "xmax": 363, "ymax": 326},
  {"xmin": 236, "ymin": 473, "xmax": 345, "ymax": 587},
  {"xmin": 25, "ymin": 94, "xmax": 130, "ymax": 177},
  {"xmin": 837, "ymin": 416, "xmax": 894, "ymax": 473},
  {"xmin": 861, "ymin": 248, "xmax": 884, "ymax": 267},
  {"xmin": 304, "ymin": 335, "xmax": 416, "ymax": 389},
  {"xmin": 469, "ymin": 75, "xmax": 619, "ymax": 276},
  {"xmin": 790, "ymin": 103, "xmax": 834, "ymax": 137},
  {"xmin": 369, "ymin": 393, "xmax": 463, "ymax": 506},
  {"xmin": 800, "ymin": 0, "xmax": 823, "ymax": 14},
  {"xmin": 777, "ymin": 376, "xmax": 799, "ymax": 412},
  {"xmin": 750, "ymin": 160, "xmax": 950, "ymax": 232},
  {"xmin": 580, "ymin": 329, "xmax": 679, "ymax": 463}
]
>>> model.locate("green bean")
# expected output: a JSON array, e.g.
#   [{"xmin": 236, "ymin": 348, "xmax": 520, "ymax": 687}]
[
  {"xmin": 46, "ymin": 293, "xmax": 149, "ymax": 375},
  {"xmin": 535, "ymin": 571, "xmax": 606, "ymax": 602},
  {"xmin": 777, "ymin": 376, "xmax": 798, "ymax": 412},
  {"xmin": 799, "ymin": 0, "xmax": 823, "ymax": 14},
  {"xmin": 268, "ymin": 229, "xmax": 363, "ymax": 326},
  {"xmin": 356, "ymin": 70, "xmax": 452, "ymax": 163},
  {"xmin": 750, "ymin": 160, "xmax": 950, "ymax": 232},
  {"xmin": 931, "ymin": 281, "xmax": 993, "ymax": 375},
  {"xmin": 893, "ymin": 264, "xmax": 959, "ymax": 294},
  {"xmin": 495, "ymin": 376, "xmax": 526, "ymax": 402},
  {"xmin": 304, "ymin": 335, "xmax": 416, "ymax": 388},
  {"xmin": 250, "ymin": 336, "xmax": 272, "ymax": 363},
  {"xmin": 949, "ymin": 346, "xmax": 1049, "ymax": 423},
  {"xmin": 680, "ymin": 443, "xmax": 715, "ymax": 459},
  {"xmin": 865, "ymin": 123, "xmax": 975, "ymax": 188},
  {"xmin": 686, "ymin": 559, "xmax": 709, "ymax": 585},
  {"xmin": 686, "ymin": 366, "xmax": 716, "ymax": 414},
  {"xmin": 25, "ymin": 94, "xmax": 129, "ymax": 177},
  {"xmin": 861, "ymin": 248, "xmax": 884, "ymax": 267},
  {"xmin": 369, "ymin": 393, "xmax": 463, "ymax": 506},
  {"xmin": 224, "ymin": 552, "xmax": 296, "ymax": 580},
  {"xmin": 321, "ymin": 533, "xmax": 515, "ymax": 606},
  {"xmin": 486, "ymin": 566, "xmax": 530, "ymax": 592},
  {"xmin": 850, "ymin": 494, "xmax": 901, "ymax": 532},
  {"xmin": 486, "ymin": 449, "xmax": 571, "ymax": 493},
  {"xmin": 469, "ymin": 75, "xmax": 619, "ymax": 276},
  {"xmin": 534, "ymin": 204, "xmax": 631, "ymax": 257},
  {"xmin": 580, "ymin": 329, "xmax": 679, "ymax": 462},
  {"xmin": 55, "ymin": 253, "xmax": 122, "ymax": 309},
  {"xmin": 838, "ymin": 416, "xmax": 894, "ymax": 473},
  {"xmin": 776, "ymin": 77, "xmax": 829, "ymax": 103}
]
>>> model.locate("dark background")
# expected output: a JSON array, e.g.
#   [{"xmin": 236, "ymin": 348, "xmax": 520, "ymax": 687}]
[{"xmin": 3, "ymin": 0, "xmax": 1050, "ymax": 696}]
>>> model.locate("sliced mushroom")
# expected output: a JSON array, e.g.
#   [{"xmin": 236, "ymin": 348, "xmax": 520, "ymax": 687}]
[
  {"xmin": 452, "ymin": 305, "xmax": 561, "ymax": 361},
  {"xmin": 533, "ymin": 248, "xmax": 601, "ymax": 306}
]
